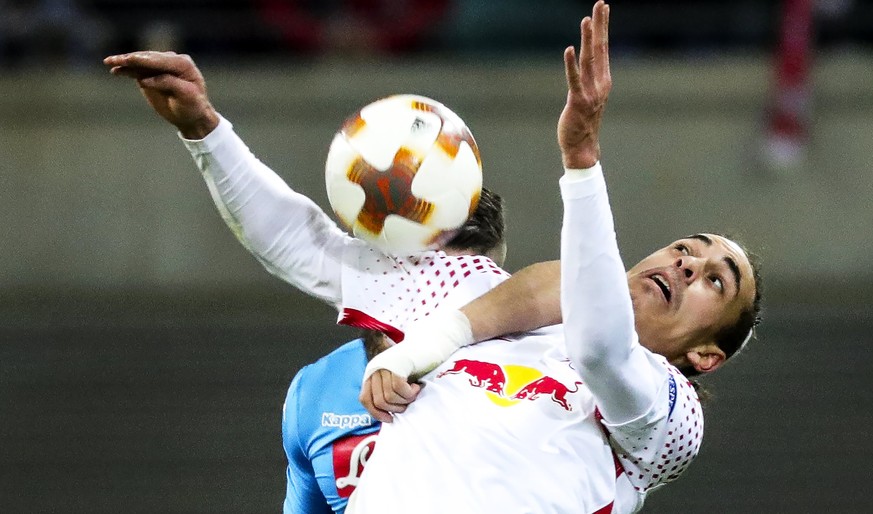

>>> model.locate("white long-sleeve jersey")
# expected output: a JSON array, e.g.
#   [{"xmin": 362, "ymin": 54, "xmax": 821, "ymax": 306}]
[
  {"xmin": 181, "ymin": 116, "xmax": 508, "ymax": 339},
  {"xmin": 347, "ymin": 167, "xmax": 703, "ymax": 514}
]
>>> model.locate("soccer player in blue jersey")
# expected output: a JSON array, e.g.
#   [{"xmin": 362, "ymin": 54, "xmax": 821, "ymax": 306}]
[{"xmin": 281, "ymin": 189, "xmax": 508, "ymax": 514}]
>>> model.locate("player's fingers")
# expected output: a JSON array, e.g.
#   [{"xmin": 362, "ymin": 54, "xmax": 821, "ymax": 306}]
[
  {"xmin": 109, "ymin": 65, "xmax": 163, "ymax": 80},
  {"xmin": 136, "ymin": 74, "xmax": 193, "ymax": 95},
  {"xmin": 563, "ymin": 46, "xmax": 580, "ymax": 93},
  {"xmin": 108, "ymin": 66, "xmax": 135, "ymax": 78},
  {"xmin": 369, "ymin": 370, "xmax": 387, "ymax": 409},
  {"xmin": 360, "ymin": 375, "xmax": 393, "ymax": 423},
  {"xmin": 359, "ymin": 377, "xmax": 373, "ymax": 410},
  {"xmin": 580, "ymin": 16, "xmax": 596, "ymax": 88},
  {"xmin": 371, "ymin": 371, "xmax": 396, "ymax": 409},
  {"xmin": 600, "ymin": 2, "xmax": 610, "ymax": 52},
  {"xmin": 104, "ymin": 51, "xmax": 172, "ymax": 70},
  {"xmin": 390, "ymin": 375, "xmax": 421, "ymax": 403},
  {"xmin": 374, "ymin": 370, "xmax": 414, "ymax": 412},
  {"xmin": 104, "ymin": 51, "xmax": 196, "ymax": 80},
  {"xmin": 377, "ymin": 370, "xmax": 408, "ymax": 406},
  {"xmin": 593, "ymin": 2, "xmax": 611, "ymax": 89}
]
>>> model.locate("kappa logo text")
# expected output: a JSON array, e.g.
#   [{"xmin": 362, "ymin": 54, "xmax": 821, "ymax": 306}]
[{"xmin": 322, "ymin": 412, "xmax": 374, "ymax": 429}]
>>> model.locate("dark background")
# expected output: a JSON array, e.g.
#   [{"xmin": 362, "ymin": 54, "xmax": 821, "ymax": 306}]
[
  {"xmin": 2, "ymin": 1, "xmax": 873, "ymax": 512},
  {"xmin": 4, "ymin": 299, "xmax": 872, "ymax": 512}
]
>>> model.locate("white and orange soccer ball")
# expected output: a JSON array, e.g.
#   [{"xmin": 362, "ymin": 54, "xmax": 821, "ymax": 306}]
[{"xmin": 325, "ymin": 94, "xmax": 483, "ymax": 255}]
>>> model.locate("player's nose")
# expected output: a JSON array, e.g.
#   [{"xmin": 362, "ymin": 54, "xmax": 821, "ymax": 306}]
[{"xmin": 673, "ymin": 256, "xmax": 701, "ymax": 283}]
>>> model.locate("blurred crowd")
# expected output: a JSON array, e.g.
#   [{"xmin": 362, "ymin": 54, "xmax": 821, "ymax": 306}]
[{"xmin": 0, "ymin": 0, "xmax": 867, "ymax": 70}]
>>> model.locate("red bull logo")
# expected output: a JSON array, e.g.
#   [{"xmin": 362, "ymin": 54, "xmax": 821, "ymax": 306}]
[
  {"xmin": 438, "ymin": 359, "xmax": 581, "ymax": 412},
  {"xmin": 437, "ymin": 359, "xmax": 507, "ymax": 394},
  {"xmin": 511, "ymin": 376, "xmax": 582, "ymax": 411}
]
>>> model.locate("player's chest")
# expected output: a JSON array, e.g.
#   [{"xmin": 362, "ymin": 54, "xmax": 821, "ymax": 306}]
[{"xmin": 422, "ymin": 337, "xmax": 598, "ymax": 424}]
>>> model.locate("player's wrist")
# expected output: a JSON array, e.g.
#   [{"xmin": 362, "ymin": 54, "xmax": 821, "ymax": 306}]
[
  {"xmin": 177, "ymin": 108, "xmax": 220, "ymax": 140},
  {"xmin": 561, "ymin": 149, "xmax": 600, "ymax": 169},
  {"xmin": 430, "ymin": 308, "xmax": 475, "ymax": 348},
  {"xmin": 362, "ymin": 309, "xmax": 474, "ymax": 384},
  {"xmin": 562, "ymin": 161, "xmax": 602, "ymax": 182}
]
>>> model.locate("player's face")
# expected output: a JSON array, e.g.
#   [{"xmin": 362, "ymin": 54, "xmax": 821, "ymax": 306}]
[{"xmin": 626, "ymin": 234, "xmax": 756, "ymax": 369}]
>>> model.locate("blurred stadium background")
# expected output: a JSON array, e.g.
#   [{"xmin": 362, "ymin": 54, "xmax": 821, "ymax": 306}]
[{"xmin": 2, "ymin": 0, "xmax": 872, "ymax": 512}]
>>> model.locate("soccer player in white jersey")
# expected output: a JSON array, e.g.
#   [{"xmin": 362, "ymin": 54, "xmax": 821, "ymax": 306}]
[
  {"xmin": 279, "ymin": 192, "xmax": 508, "ymax": 513},
  {"xmin": 104, "ymin": 2, "xmax": 761, "ymax": 510},
  {"xmin": 349, "ymin": 2, "xmax": 762, "ymax": 513}
]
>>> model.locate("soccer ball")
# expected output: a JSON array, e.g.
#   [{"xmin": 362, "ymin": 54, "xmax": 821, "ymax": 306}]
[{"xmin": 324, "ymin": 94, "xmax": 483, "ymax": 255}]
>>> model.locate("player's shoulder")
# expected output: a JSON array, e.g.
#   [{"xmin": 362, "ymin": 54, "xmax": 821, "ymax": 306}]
[
  {"xmin": 292, "ymin": 338, "xmax": 368, "ymax": 389},
  {"xmin": 284, "ymin": 338, "xmax": 371, "ymax": 435},
  {"xmin": 660, "ymin": 356, "xmax": 703, "ymax": 424},
  {"xmin": 641, "ymin": 362, "xmax": 704, "ymax": 490},
  {"xmin": 612, "ymin": 355, "xmax": 704, "ymax": 494},
  {"xmin": 637, "ymin": 353, "xmax": 703, "ymax": 440},
  {"xmin": 295, "ymin": 338, "xmax": 367, "ymax": 381}
]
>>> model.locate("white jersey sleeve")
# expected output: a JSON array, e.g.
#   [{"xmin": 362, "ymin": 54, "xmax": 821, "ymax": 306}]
[
  {"xmin": 559, "ymin": 163, "xmax": 703, "ymax": 496},
  {"xmin": 180, "ymin": 116, "xmax": 353, "ymax": 307}
]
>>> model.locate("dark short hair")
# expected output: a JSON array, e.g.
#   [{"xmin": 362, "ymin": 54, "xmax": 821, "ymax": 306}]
[
  {"xmin": 714, "ymin": 246, "xmax": 763, "ymax": 360},
  {"xmin": 444, "ymin": 187, "xmax": 505, "ymax": 256},
  {"xmin": 363, "ymin": 329, "xmax": 389, "ymax": 361}
]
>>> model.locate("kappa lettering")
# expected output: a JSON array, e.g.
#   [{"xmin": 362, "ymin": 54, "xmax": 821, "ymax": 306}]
[{"xmin": 321, "ymin": 412, "xmax": 374, "ymax": 429}]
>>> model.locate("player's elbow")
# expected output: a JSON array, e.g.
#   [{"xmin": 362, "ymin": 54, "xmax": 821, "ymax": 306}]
[
  {"xmin": 564, "ymin": 322, "xmax": 635, "ymax": 374},
  {"xmin": 567, "ymin": 339, "xmax": 610, "ymax": 373}
]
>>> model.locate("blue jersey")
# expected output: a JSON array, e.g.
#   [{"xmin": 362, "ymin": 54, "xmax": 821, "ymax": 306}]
[{"xmin": 282, "ymin": 339, "xmax": 381, "ymax": 514}]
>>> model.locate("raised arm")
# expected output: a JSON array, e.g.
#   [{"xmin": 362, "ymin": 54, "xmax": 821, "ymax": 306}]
[
  {"xmin": 104, "ymin": 52, "xmax": 350, "ymax": 306},
  {"xmin": 558, "ymin": 1, "xmax": 665, "ymax": 424}
]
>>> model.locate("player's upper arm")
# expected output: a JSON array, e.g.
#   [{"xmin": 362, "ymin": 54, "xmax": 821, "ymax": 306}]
[
  {"xmin": 282, "ymin": 370, "xmax": 333, "ymax": 514},
  {"xmin": 183, "ymin": 116, "xmax": 350, "ymax": 306}
]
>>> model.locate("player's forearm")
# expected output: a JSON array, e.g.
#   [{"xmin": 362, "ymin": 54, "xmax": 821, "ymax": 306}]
[
  {"xmin": 559, "ymin": 164, "xmax": 635, "ymax": 369},
  {"xmin": 461, "ymin": 260, "xmax": 561, "ymax": 342},
  {"xmin": 181, "ymin": 115, "xmax": 347, "ymax": 304}
]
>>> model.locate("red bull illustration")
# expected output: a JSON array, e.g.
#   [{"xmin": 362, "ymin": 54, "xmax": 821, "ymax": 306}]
[
  {"xmin": 511, "ymin": 376, "xmax": 582, "ymax": 411},
  {"xmin": 438, "ymin": 359, "xmax": 581, "ymax": 412},
  {"xmin": 437, "ymin": 359, "xmax": 506, "ymax": 394}
]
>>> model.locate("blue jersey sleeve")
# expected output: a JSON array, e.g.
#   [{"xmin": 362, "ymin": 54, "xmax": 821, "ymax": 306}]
[{"xmin": 283, "ymin": 370, "xmax": 332, "ymax": 514}]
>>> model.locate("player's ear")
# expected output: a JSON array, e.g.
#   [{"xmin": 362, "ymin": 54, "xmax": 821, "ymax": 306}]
[{"xmin": 685, "ymin": 343, "xmax": 725, "ymax": 375}]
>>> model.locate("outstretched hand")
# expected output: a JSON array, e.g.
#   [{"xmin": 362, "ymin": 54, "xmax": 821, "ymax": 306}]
[
  {"xmin": 558, "ymin": 0, "xmax": 611, "ymax": 169},
  {"xmin": 104, "ymin": 51, "xmax": 220, "ymax": 139}
]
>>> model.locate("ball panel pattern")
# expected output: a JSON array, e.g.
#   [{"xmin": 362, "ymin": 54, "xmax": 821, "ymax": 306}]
[
  {"xmin": 346, "ymin": 147, "xmax": 436, "ymax": 236},
  {"xmin": 325, "ymin": 133, "xmax": 366, "ymax": 227}
]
